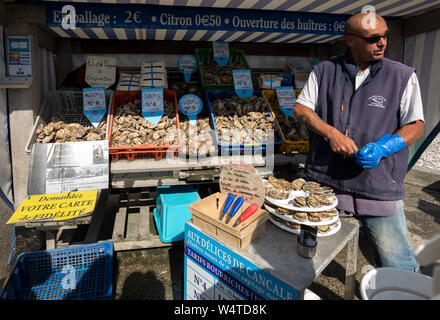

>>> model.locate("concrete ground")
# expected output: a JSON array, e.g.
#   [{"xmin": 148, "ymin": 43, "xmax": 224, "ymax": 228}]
[{"xmin": 1, "ymin": 166, "xmax": 439, "ymax": 300}]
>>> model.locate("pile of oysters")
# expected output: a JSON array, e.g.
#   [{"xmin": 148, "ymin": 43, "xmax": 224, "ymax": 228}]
[
  {"xmin": 34, "ymin": 115, "xmax": 107, "ymax": 144},
  {"xmin": 201, "ymin": 59, "xmax": 246, "ymax": 85},
  {"xmin": 111, "ymin": 99, "xmax": 179, "ymax": 147},
  {"xmin": 273, "ymin": 108, "xmax": 310, "ymax": 141},
  {"xmin": 179, "ymin": 116, "xmax": 216, "ymax": 156},
  {"xmin": 269, "ymin": 213, "xmax": 339, "ymax": 235},
  {"xmin": 211, "ymin": 95, "xmax": 277, "ymax": 144},
  {"xmin": 264, "ymin": 176, "xmax": 335, "ymax": 208}
]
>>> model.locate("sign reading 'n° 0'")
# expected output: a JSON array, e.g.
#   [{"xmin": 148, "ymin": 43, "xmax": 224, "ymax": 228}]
[
  {"xmin": 142, "ymin": 87, "xmax": 164, "ymax": 125},
  {"xmin": 233, "ymin": 69, "xmax": 253, "ymax": 98},
  {"xmin": 276, "ymin": 86, "xmax": 296, "ymax": 118},
  {"xmin": 83, "ymin": 87, "xmax": 107, "ymax": 127}
]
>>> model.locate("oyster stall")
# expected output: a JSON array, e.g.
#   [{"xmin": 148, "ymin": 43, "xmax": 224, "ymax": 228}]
[{"xmin": 1, "ymin": 0, "xmax": 440, "ymax": 301}]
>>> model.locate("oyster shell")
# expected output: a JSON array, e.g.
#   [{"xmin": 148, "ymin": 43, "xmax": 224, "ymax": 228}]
[
  {"xmin": 308, "ymin": 212, "xmax": 321, "ymax": 222},
  {"xmin": 291, "ymin": 178, "xmax": 306, "ymax": 191},
  {"xmin": 294, "ymin": 196, "xmax": 307, "ymax": 207},
  {"xmin": 267, "ymin": 189, "xmax": 289, "ymax": 200},
  {"xmin": 306, "ymin": 196, "xmax": 320, "ymax": 207},
  {"xmin": 293, "ymin": 211, "xmax": 308, "ymax": 222}
]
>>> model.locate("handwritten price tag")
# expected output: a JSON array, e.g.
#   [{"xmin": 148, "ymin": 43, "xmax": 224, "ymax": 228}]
[
  {"xmin": 178, "ymin": 94, "xmax": 202, "ymax": 125},
  {"xmin": 141, "ymin": 88, "xmax": 164, "ymax": 125},
  {"xmin": 213, "ymin": 41, "xmax": 230, "ymax": 67},
  {"xmin": 83, "ymin": 87, "xmax": 106, "ymax": 127},
  {"xmin": 276, "ymin": 86, "xmax": 296, "ymax": 117},
  {"xmin": 178, "ymin": 55, "xmax": 197, "ymax": 82},
  {"xmin": 233, "ymin": 69, "xmax": 253, "ymax": 98}
]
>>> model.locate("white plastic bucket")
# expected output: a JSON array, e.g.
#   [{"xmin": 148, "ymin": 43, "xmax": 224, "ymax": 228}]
[{"xmin": 360, "ymin": 267, "xmax": 434, "ymax": 300}]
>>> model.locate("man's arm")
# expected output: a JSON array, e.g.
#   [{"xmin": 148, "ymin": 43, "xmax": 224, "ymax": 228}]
[
  {"xmin": 294, "ymin": 103, "xmax": 359, "ymax": 156},
  {"xmin": 394, "ymin": 120, "xmax": 424, "ymax": 147}
]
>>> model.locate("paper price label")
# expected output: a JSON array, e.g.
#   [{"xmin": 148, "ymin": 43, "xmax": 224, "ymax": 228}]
[
  {"xmin": 142, "ymin": 88, "xmax": 164, "ymax": 125},
  {"xmin": 179, "ymin": 94, "xmax": 202, "ymax": 125},
  {"xmin": 213, "ymin": 41, "xmax": 230, "ymax": 67},
  {"xmin": 83, "ymin": 87, "xmax": 106, "ymax": 127},
  {"xmin": 85, "ymin": 56, "xmax": 116, "ymax": 88},
  {"xmin": 233, "ymin": 69, "xmax": 253, "ymax": 98},
  {"xmin": 178, "ymin": 55, "xmax": 197, "ymax": 82},
  {"xmin": 276, "ymin": 86, "xmax": 296, "ymax": 117}
]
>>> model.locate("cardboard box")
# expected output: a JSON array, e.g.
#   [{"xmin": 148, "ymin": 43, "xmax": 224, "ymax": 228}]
[{"xmin": 189, "ymin": 192, "xmax": 268, "ymax": 249}]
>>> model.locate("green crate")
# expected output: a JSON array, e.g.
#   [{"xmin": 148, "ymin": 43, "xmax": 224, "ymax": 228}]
[{"xmin": 195, "ymin": 48, "xmax": 257, "ymax": 91}]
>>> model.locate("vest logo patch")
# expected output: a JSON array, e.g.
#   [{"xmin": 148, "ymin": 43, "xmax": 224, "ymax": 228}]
[{"xmin": 368, "ymin": 95, "xmax": 387, "ymax": 108}]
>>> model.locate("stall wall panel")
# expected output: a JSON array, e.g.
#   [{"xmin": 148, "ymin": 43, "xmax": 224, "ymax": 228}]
[
  {"xmin": 39, "ymin": 46, "xmax": 56, "ymax": 106},
  {"xmin": 0, "ymin": 26, "xmax": 14, "ymax": 208},
  {"xmin": 404, "ymin": 29, "xmax": 440, "ymax": 168}
]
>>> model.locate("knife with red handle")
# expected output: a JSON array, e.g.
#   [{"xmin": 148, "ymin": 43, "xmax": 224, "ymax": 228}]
[{"xmin": 232, "ymin": 203, "xmax": 259, "ymax": 228}]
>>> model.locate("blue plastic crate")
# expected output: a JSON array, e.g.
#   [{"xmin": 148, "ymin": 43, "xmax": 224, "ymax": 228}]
[
  {"xmin": 205, "ymin": 90, "xmax": 283, "ymax": 155},
  {"xmin": 0, "ymin": 242, "xmax": 113, "ymax": 300},
  {"xmin": 154, "ymin": 185, "xmax": 200, "ymax": 243}
]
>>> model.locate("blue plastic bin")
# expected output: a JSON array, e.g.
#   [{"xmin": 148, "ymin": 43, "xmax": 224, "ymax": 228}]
[
  {"xmin": 154, "ymin": 185, "xmax": 201, "ymax": 243},
  {"xmin": 0, "ymin": 242, "xmax": 113, "ymax": 300},
  {"xmin": 205, "ymin": 90, "xmax": 283, "ymax": 155}
]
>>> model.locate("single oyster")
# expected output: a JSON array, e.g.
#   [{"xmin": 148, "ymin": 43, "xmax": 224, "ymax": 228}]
[
  {"xmin": 294, "ymin": 196, "xmax": 307, "ymax": 207},
  {"xmin": 317, "ymin": 225, "xmax": 330, "ymax": 234},
  {"xmin": 306, "ymin": 196, "xmax": 319, "ymax": 207},
  {"xmin": 293, "ymin": 211, "xmax": 308, "ymax": 222},
  {"xmin": 267, "ymin": 189, "xmax": 289, "ymax": 200},
  {"xmin": 308, "ymin": 212, "xmax": 321, "ymax": 222},
  {"xmin": 291, "ymin": 178, "xmax": 306, "ymax": 191}
]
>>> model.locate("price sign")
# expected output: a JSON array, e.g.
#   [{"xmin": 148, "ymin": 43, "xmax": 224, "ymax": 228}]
[
  {"xmin": 232, "ymin": 69, "xmax": 253, "ymax": 98},
  {"xmin": 83, "ymin": 87, "xmax": 106, "ymax": 127},
  {"xmin": 178, "ymin": 55, "xmax": 198, "ymax": 82},
  {"xmin": 276, "ymin": 86, "xmax": 296, "ymax": 117},
  {"xmin": 213, "ymin": 41, "xmax": 230, "ymax": 67},
  {"xmin": 141, "ymin": 88, "xmax": 164, "ymax": 125},
  {"xmin": 178, "ymin": 94, "xmax": 203, "ymax": 125},
  {"xmin": 85, "ymin": 56, "xmax": 116, "ymax": 88}
]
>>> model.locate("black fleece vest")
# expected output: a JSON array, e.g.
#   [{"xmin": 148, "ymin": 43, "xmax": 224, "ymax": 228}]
[{"xmin": 305, "ymin": 54, "xmax": 414, "ymax": 200}]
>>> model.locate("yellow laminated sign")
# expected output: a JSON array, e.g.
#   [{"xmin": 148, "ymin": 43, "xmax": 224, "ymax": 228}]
[{"xmin": 7, "ymin": 190, "xmax": 98, "ymax": 224}]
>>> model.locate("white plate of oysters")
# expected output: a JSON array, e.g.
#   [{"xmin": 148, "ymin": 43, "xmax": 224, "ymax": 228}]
[
  {"xmin": 268, "ymin": 213, "xmax": 341, "ymax": 238},
  {"xmin": 264, "ymin": 177, "xmax": 338, "ymax": 212},
  {"xmin": 264, "ymin": 203, "xmax": 339, "ymax": 226}
]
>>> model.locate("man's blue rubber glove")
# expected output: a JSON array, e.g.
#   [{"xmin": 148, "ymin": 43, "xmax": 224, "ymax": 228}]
[{"xmin": 354, "ymin": 134, "xmax": 406, "ymax": 169}]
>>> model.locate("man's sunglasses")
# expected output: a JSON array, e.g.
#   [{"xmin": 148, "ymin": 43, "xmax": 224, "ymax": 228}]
[{"xmin": 346, "ymin": 33, "xmax": 388, "ymax": 44}]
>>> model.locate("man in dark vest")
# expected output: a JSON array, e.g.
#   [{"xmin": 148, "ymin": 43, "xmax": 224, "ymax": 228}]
[{"xmin": 294, "ymin": 12, "xmax": 425, "ymax": 272}]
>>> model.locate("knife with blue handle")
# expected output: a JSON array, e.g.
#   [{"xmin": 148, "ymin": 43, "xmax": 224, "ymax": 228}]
[
  {"xmin": 225, "ymin": 196, "xmax": 244, "ymax": 224},
  {"xmin": 219, "ymin": 193, "xmax": 235, "ymax": 221}
]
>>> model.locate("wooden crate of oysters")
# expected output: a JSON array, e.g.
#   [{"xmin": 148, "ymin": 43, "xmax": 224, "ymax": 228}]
[
  {"xmin": 264, "ymin": 176, "xmax": 337, "ymax": 209},
  {"xmin": 25, "ymin": 90, "xmax": 112, "ymax": 154}
]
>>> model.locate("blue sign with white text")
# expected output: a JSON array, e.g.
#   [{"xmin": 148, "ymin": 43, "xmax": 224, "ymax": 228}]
[
  {"xmin": 233, "ymin": 69, "xmax": 253, "ymax": 98},
  {"xmin": 46, "ymin": 3, "xmax": 348, "ymax": 36},
  {"xmin": 141, "ymin": 88, "xmax": 164, "ymax": 125},
  {"xmin": 178, "ymin": 55, "xmax": 197, "ymax": 82},
  {"xmin": 83, "ymin": 87, "xmax": 106, "ymax": 127},
  {"xmin": 178, "ymin": 94, "xmax": 202, "ymax": 125},
  {"xmin": 184, "ymin": 223, "xmax": 300, "ymax": 300}
]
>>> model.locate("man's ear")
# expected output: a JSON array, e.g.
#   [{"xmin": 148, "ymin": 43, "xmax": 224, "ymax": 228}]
[{"xmin": 345, "ymin": 36, "xmax": 354, "ymax": 48}]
